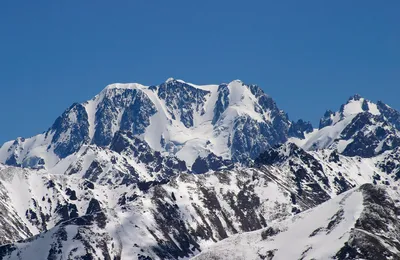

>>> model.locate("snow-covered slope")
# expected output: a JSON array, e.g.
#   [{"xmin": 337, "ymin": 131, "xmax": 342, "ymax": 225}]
[
  {"xmin": 0, "ymin": 164, "xmax": 107, "ymax": 245},
  {"xmin": 2, "ymin": 141, "xmax": 400, "ymax": 259},
  {"xmin": 0, "ymin": 163, "xmax": 316, "ymax": 259},
  {"xmin": 194, "ymin": 184, "xmax": 400, "ymax": 260}
]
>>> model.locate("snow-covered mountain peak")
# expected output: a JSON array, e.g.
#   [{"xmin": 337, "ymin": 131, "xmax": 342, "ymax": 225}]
[
  {"xmin": 329, "ymin": 95, "xmax": 398, "ymax": 129},
  {"xmin": 318, "ymin": 95, "xmax": 381, "ymax": 130},
  {"xmin": 102, "ymin": 82, "xmax": 148, "ymax": 92},
  {"xmin": 0, "ymin": 79, "xmax": 300, "ymax": 172},
  {"xmin": 229, "ymin": 79, "xmax": 244, "ymax": 84},
  {"xmin": 164, "ymin": 77, "xmax": 192, "ymax": 85},
  {"xmin": 340, "ymin": 94, "xmax": 380, "ymax": 118},
  {"xmin": 165, "ymin": 77, "xmax": 175, "ymax": 83},
  {"xmin": 349, "ymin": 93, "xmax": 362, "ymax": 100},
  {"xmin": 300, "ymin": 96, "xmax": 400, "ymax": 158}
]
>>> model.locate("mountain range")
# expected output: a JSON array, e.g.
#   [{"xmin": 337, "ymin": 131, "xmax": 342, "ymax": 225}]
[{"xmin": 0, "ymin": 78, "xmax": 399, "ymax": 259}]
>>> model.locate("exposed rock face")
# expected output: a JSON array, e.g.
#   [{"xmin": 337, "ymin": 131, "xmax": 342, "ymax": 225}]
[
  {"xmin": 319, "ymin": 110, "xmax": 335, "ymax": 129},
  {"xmin": 93, "ymin": 88, "xmax": 157, "ymax": 146},
  {"xmin": 340, "ymin": 112, "xmax": 400, "ymax": 157},
  {"xmin": 157, "ymin": 80, "xmax": 210, "ymax": 128},
  {"xmin": 377, "ymin": 100, "xmax": 400, "ymax": 131},
  {"xmin": 191, "ymin": 153, "xmax": 233, "ymax": 174},
  {"xmin": 230, "ymin": 115, "xmax": 289, "ymax": 165},
  {"xmin": 212, "ymin": 84, "xmax": 230, "ymax": 124},
  {"xmin": 288, "ymin": 119, "xmax": 313, "ymax": 139},
  {"xmin": 48, "ymin": 103, "xmax": 90, "ymax": 159}
]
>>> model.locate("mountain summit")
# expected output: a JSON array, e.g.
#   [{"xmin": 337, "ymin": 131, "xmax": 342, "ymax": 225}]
[
  {"xmin": 0, "ymin": 79, "xmax": 309, "ymax": 172},
  {"xmin": 293, "ymin": 95, "xmax": 400, "ymax": 158}
]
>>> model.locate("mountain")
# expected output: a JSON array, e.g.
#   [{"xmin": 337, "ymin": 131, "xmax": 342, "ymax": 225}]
[
  {"xmin": 194, "ymin": 183, "xmax": 400, "ymax": 260},
  {"xmin": 294, "ymin": 95, "xmax": 400, "ymax": 158},
  {"xmin": 0, "ymin": 79, "xmax": 309, "ymax": 173},
  {"xmin": 1, "ymin": 79, "xmax": 400, "ymax": 260}
]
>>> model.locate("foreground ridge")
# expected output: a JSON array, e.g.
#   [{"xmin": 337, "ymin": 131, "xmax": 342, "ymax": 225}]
[{"xmin": 194, "ymin": 184, "xmax": 400, "ymax": 260}]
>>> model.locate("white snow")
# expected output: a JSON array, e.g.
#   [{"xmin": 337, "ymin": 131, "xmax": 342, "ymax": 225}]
[
  {"xmin": 303, "ymin": 115, "xmax": 356, "ymax": 151},
  {"xmin": 336, "ymin": 139, "xmax": 354, "ymax": 153},
  {"xmin": 342, "ymin": 98, "xmax": 380, "ymax": 117},
  {"xmin": 367, "ymin": 101, "xmax": 381, "ymax": 115},
  {"xmin": 84, "ymin": 95, "xmax": 102, "ymax": 140},
  {"xmin": 342, "ymin": 99, "xmax": 365, "ymax": 117}
]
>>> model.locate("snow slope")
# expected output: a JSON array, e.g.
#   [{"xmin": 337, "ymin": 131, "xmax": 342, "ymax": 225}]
[
  {"xmin": 0, "ymin": 165, "xmax": 304, "ymax": 259},
  {"xmin": 2, "ymin": 142, "xmax": 400, "ymax": 259},
  {"xmin": 194, "ymin": 184, "xmax": 400, "ymax": 260}
]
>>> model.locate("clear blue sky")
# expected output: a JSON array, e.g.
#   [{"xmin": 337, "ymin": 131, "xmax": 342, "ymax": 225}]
[{"xmin": 0, "ymin": 1, "xmax": 399, "ymax": 143}]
